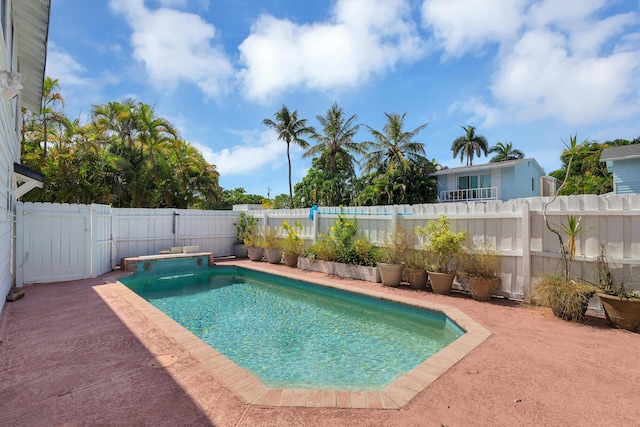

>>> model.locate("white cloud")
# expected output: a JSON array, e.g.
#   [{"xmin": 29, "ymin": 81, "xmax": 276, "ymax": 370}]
[
  {"xmin": 429, "ymin": 0, "xmax": 640, "ymax": 126},
  {"xmin": 45, "ymin": 44, "xmax": 108, "ymax": 121},
  {"xmin": 421, "ymin": 0, "xmax": 528, "ymax": 57},
  {"xmin": 109, "ymin": 0, "xmax": 233, "ymax": 98},
  {"xmin": 450, "ymin": 97, "xmax": 501, "ymax": 128},
  {"xmin": 492, "ymin": 27, "xmax": 640, "ymax": 124},
  {"xmin": 238, "ymin": 0, "xmax": 425, "ymax": 102},
  {"xmin": 45, "ymin": 45, "xmax": 91, "ymax": 88},
  {"xmin": 194, "ymin": 129, "xmax": 288, "ymax": 176}
]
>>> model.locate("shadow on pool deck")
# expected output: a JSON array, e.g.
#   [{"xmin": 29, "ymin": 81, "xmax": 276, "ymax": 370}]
[{"xmin": 1, "ymin": 260, "xmax": 639, "ymax": 426}]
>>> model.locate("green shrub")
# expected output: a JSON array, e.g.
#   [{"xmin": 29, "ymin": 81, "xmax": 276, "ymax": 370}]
[
  {"xmin": 280, "ymin": 221, "xmax": 304, "ymax": 255},
  {"xmin": 416, "ymin": 215, "xmax": 466, "ymax": 273},
  {"xmin": 304, "ymin": 236, "xmax": 337, "ymax": 262}
]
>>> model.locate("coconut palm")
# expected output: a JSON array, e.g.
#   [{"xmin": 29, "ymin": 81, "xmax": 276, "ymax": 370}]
[
  {"xmin": 362, "ymin": 112, "xmax": 428, "ymax": 173},
  {"xmin": 451, "ymin": 125, "xmax": 489, "ymax": 166},
  {"xmin": 303, "ymin": 102, "xmax": 364, "ymax": 176},
  {"xmin": 488, "ymin": 141, "xmax": 525, "ymax": 162},
  {"xmin": 263, "ymin": 105, "xmax": 313, "ymax": 201}
]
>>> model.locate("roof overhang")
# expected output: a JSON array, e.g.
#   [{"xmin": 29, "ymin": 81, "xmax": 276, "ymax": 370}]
[
  {"xmin": 13, "ymin": 162, "xmax": 44, "ymax": 199},
  {"xmin": 13, "ymin": 0, "xmax": 51, "ymax": 113},
  {"xmin": 431, "ymin": 158, "xmax": 545, "ymax": 176}
]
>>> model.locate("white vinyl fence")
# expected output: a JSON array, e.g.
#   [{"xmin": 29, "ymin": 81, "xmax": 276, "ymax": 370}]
[
  {"xmin": 15, "ymin": 202, "xmax": 237, "ymax": 286},
  {"xmin": 14, "ymin": 195, "xmax": 640, "ymax": 303}
]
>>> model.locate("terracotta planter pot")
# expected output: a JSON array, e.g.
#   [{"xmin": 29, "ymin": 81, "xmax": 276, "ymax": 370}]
[
  {"xmin": 265, "ymin": 248, "xmax": 283, "ymax": 264},
  {"xmin": 233, "ymin": 243, "xmax": 248, "ymax": 259},
  {"xmin": 283, "ymin": 253, "xmax": 299, "ymax": 268},
  {"xmin": 247, "ymin": 246, "xmax": 263, "ymax": 262},
  {"xmin": 406, "ymin": 268, "xmax": 428, "ymax": 289},
  {"xmin": 428, "ymin": 271, "xmax": 456, "ymax": 295},
  {"xmin": 378, "ymin": 263, "xmax": 404, "ymax": 287},
  {"xmin": 598, "ymin": 293, "xmax": 640, "ymax": 331},
  {"xmin": 467, "ymin": 276, "xmax": 501, "ymax": 301}
]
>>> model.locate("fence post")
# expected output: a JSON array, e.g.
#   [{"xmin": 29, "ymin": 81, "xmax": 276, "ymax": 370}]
[
  {"xmin": 391, "ymin": 205, "xmax": 398, "ymax": 232},
  {"xmin": 90, "ymin": 204, "xmax": 96, "ymax": 278},
  {"xmin": 173, "ymin": 211, "xmax": 180, "ymax": 246},
  {"xmin": 15, "ymin": 202, "xmax": 23, "ymax": 288},
  {"xmin": 522, "ymin": 202, "xmax": 531, "ymax": 298},
  {"xmin": 312, "ymin": 210, "xmax": 318, "ymax": 243}
]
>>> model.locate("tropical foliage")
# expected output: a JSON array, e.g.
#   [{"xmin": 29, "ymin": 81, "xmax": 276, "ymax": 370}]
[
  {"xmin": 303, "ymin": 102, "xmax": 364, "ymax": 176},
  {"xmin": 21, "ymin": 95, "xmax": 221, "ymax": 208},
  {"xmin": 24, "ymin": 76, "xmax": 638, "ymax": 211},
  {"xmin": 362, "ymin": 112, "xmax": 428, "ymax": 173},
  {"xmin": 549, "ymin": 137, "xmax": 640, "ymax": 195},
  {"xmin": 451, "ymin": 125, "xmax": 489, "ymax": 166},
  {"xmin": 488, "ymin": 141, "xmax": 524, "ymax": 162},
  {"xmin": 263, "ymin": 105, "xmax": 313, "ymax": 201}
]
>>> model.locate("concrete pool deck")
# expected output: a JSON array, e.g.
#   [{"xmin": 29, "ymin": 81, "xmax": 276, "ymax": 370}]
[{"xmin": 1, "ymin": 259, "xmax": 639, "ymax": 426}]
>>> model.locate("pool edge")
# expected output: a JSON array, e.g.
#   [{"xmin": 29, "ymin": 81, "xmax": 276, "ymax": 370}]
[{"xmin": 107, "ymin": 261, "xmax": 492, "ymax": 410}]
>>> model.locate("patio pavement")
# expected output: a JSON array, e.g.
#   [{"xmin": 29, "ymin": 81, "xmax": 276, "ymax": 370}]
[{"xmin": 1, "ymin": 260, "xmax": 638, "ymax": 426}]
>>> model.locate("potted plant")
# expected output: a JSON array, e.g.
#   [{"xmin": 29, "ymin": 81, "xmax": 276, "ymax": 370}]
[
  {"xmin": 233, "ymin": 212, "xmax": 257, "ymax": 259},
  {"xmin": 259, "ymin": 226, "xmax": 283, "ymax": 264},
  {"xmin": 244, "ymin": 222, "xmax": 264, "ymax": 262},
  {"xmin": 281, "ymin": 221, "xmax": 304, "ymax": 267},
  {"xmin": 461, "ymin": 244, "xmax": 502, "ymax": 301},
  {"xmin": 532, "ymin": 214, "xmax": 597, "ymax": 322},
  {"xmin": 378, "ymin": 223, "xmax": 413, "ymax": 287},
  {"xmin": 300, "ymin": 235, "xmax": 336, "ymax": 275},
  {"xmin": 416, "ymin": 215, "xmax": 466, "ymax": 294},
  {"xmin": 405, "ymin": 248, "xmax": 428, "ymax": 290},
  {"xmin": 531, "ymin": 275, "xmax": 597, "ymax": 322},
  {"xmin": 593, "ymin": 242, "xmax": 640, "ymax": 331},
  {"xmin": 348, "ymin": 236, "xmax": 382, "ymax": 282}
]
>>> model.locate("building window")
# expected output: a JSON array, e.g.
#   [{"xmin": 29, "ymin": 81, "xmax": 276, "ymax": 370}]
[
  {"xmin": 532, "ymin": 177, "xmax": 534, "ymax": 191},
  {"xmin": 458, "ymin": 174, "xmax": 491, "ymax": 189}
]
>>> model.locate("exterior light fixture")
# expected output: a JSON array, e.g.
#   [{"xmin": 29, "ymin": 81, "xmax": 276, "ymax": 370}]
[{"xmin": 0, "ymin": 70, "xmax": 25, "ymax": 100}]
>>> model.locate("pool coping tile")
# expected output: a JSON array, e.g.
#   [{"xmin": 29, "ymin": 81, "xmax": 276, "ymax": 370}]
[{"xmin": 110, "ymin": 260, "xmax": 492, "ymax": 410}]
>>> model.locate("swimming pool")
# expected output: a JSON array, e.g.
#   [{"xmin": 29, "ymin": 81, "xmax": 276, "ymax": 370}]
[{"xmin": 123, "ymin": 265, "xmax": 464, "ymax": 391}]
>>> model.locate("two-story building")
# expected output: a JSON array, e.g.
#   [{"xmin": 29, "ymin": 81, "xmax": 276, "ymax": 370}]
[{"xmin": 431, "ymin": 158, "xmax": 556, "ymax": 203}]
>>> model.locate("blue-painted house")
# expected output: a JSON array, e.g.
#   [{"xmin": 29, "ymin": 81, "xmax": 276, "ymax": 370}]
[
  {"xmin": 599, "ymin": 145, "xmax": 640, "ymax": 194},
  {"xmin": 431, "ymin": 158, "xmax": 556, "ymax": 203}
]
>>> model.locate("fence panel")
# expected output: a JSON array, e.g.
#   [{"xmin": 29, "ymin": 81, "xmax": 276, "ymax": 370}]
[
  {"xmin": 112, "ymin": 208, "xmax": 238, "ymax": 259},
  {"xmin": 14, "ymin": 195, "xmax": 640, "ymax": 302},
  {"xmin": 92, "ymin": 204, "xmax": 113, "ymax": 276},
  {"xmin": 16, "ymin": 202, "xmax": 92, "ymax": 285}
]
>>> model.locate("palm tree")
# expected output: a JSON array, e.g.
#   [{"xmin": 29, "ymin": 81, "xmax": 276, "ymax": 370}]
[
  {"xmin": 451, "ymin": 125, "xmax": 489, "ymax": 166},
  {"xmin": 263, "ymin": 105, "xmax": 313, "ymax": 201},
  {"xmin": 362, "ymin": 112, "xmax": 428, "ymax": 173},
  {"xmin": 40, "ymin": 77, "xmax": 65, "ymax": 161},
  {"xmin": 91, "ymin": 99, "xmax": 137, "ymax": 148},
  {"xmin": 488, "ymin": 141, "xmax": 524, "ymax": 162},
  {"xmin": 303, "ymin": 102, "xmax": 364, "ymax": 176}
]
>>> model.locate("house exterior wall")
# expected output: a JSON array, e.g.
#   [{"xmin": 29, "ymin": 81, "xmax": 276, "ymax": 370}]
[
  {"xmin": 611, "ymin": 159, "xmax": 640, "ymax": 194},
  {"xmin": 0, "ymin": 0, "xmax": 22, "ymax": 309},
  {"xmin": 514, "ymin": 160, "xmax": 542, "ymax": 199}
]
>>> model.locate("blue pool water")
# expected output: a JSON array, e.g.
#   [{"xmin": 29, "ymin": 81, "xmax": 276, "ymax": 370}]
[{"xmin": 123, "ymin": 266, "xmax": 464, "ymax": 390}]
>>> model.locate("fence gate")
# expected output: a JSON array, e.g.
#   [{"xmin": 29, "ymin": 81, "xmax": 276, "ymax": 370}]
[{"xmin": 16, "ymin": 203, "xmax": 92, "ymax": 286}]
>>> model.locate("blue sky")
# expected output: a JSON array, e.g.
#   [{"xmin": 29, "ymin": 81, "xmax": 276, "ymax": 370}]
[{"xmin": 46, "ymin": 0, "xmax": 640, "ymax": 197}]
